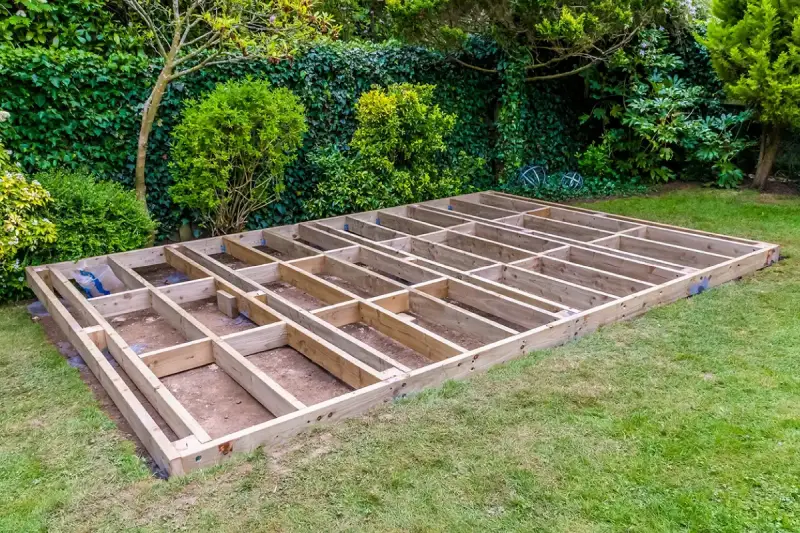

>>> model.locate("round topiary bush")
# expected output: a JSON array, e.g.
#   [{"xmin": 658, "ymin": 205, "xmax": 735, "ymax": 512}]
[{"xmin": 169, "ymin": 79, "xmax": 307, "ymax": 235}]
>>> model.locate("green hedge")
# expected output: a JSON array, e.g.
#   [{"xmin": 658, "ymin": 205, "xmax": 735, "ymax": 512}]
[{"xmin": 0, "ymin": 42, "xmax": 585, "ymax": 236}]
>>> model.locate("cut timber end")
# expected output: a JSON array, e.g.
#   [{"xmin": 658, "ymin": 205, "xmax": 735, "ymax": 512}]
[{"xmin": 28, "ymin": 190, "xmax": 779, "ymax": 476}]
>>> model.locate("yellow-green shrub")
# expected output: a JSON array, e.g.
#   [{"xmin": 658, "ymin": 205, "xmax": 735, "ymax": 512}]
[
  {"xmin": 1, "ymin": 170, "xmax": 57, "ymax": 300},
  {"xmin": 307, "ymin": 83, "xmax": 482, "ymax": 218}
]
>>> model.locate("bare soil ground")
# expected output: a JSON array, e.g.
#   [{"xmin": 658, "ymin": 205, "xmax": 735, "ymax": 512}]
[
  {"xmin": 247, "ymin": 347, "xmax": 353, "ymax": 405},
  {"xmin": 163, "ymin": 365, "xmax": 274, "ymax": 439},
  {"xmin": 181, "ymin": 298, "xmax": 257, "ymax": 336},
  {"xmin": 341, "ymin": 322, "xmax": 432, "ymax": 369},
  {"xmin": 263, "ymin": 281, "xmax": 327, "ymax": 310}
]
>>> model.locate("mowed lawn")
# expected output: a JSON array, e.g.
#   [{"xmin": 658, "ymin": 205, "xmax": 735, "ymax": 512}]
[{"xmin": 2, "ymin": 188, "xmax": 799, "ymax": 532}]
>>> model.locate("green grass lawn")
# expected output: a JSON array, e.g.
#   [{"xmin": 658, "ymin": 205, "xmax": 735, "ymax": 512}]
[{"xmin": 2, "ymin": 188, "xmax": 799, "ymax": 532}]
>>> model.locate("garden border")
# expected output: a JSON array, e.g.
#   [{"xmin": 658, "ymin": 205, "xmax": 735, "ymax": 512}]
[{"xmin": 26, "ymin": 191, "xmax": 780, "ymax": 476}]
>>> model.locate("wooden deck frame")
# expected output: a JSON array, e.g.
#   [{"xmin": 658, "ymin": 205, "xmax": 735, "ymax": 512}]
[{"xmin": 26, "ymin": 191, "xmax": 779, "ymax": 476}]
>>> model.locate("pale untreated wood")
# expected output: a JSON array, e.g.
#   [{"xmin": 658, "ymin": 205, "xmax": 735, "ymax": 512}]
[{"xmin": 27, "ymin": 191, "xmax": 778, "ymax": 477}]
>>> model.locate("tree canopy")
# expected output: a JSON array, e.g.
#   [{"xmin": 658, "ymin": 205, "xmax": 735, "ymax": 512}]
[{"xmin": 339, "ymin": 0, "xmax": 668, "ymax": 80}]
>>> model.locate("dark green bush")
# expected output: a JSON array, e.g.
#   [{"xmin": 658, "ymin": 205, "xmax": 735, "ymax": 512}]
[
  {"xmin": 34, "ymin": 169, "xmax": 156, "ymax": 261},
  {"xmin": 578, "ymin": 27, "xmax": 751, "ymax": 188}
]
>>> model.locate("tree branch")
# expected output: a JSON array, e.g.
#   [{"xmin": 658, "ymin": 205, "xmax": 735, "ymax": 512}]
[
  {"xmin": 525, "ymin": 60, "xmax": 600, "ymax": 81},
  {"xmin": 124, "ymin": 0, "xmax": 167, "ymax": 57},
  {"xmin": 172, "ymin": 34, "xmax": 222, "ymax": 67},
  {"xmin": 170, "ymin": 54, "xmax": 254, "ymax": 80},
  {"xmin": 449, "ymin": 56, "xmax": 498, "ymax": 74}
]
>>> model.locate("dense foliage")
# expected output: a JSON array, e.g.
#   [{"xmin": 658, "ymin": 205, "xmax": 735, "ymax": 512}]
[
  {"xmin": 704, "ymin": 0, "xmax": 800, "ymax": 188},
  {"xmin": 579, "ymin": 28, "xmax": 751, "ymax": 187},
  {"xmin": 307, "ymin": 83, "xmax": 481, "ymax": 217},
  {"xmin": 0, "ymin": 169, "xmax": 57, "ymax": 301},
  {"xmin": 339, "ymin": 0, "xmax": 667, "ymax": 82},
  {"xmin": 170, "ymin": 80, "xmax": 307, "ymax": 235},
  {"xmin": 0, "ymin": 0, "xmax": 139, "ymax": 51},
  {"xmin": 0, "ymin": 42, "xmax": 581, "ymax": 235},
  {"xmin": 35, "ymin": 169, "xmax": 156, "ymax": 261}
]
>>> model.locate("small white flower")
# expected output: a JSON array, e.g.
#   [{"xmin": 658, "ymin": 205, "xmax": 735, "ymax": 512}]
[
  {"xmin": 31, "ymin": 179, "xmax": 40, "ymax": 186},
  {"xmin": 15, "ymin": 9, "xmax": 26, "ymax": 17},
  {"xmin": 0, "ymin": 110, "xmax": 10, "ymax": 122}
]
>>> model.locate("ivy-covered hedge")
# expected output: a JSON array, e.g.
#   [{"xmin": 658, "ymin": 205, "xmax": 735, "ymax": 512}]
[{"xmin": 0, "ymin": 42, "xmax": 585, "ymax": 236}]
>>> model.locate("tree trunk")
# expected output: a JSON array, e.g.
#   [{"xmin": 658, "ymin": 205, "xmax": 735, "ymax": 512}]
[
  {"xmin": 134, "ymin": 66, "xmax": 172, "ymax": 206},
  {"xmin": 753, "ymin": 124, "xmax": 780, "ymax": 191}
]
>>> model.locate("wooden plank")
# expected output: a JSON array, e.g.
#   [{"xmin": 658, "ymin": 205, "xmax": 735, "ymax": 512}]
[
  {"xmin": 414, "ymin": 261, "xmax": 573, "ymax": 313},
  {"xmin": 223, "ymin": 237, "xmax": 278, "ymax": 265},
  {"xmin": 278, "ymin": 263, "xmax": 353, "ymax": 304},
  {"xmin": 477, "ymin": 192, "xmax": 546, "ymax": 212},
  {"xmin": 446, "ymin": 278, "xmax": 560, "ymax": 329},
  {"xmin": 313, "ymin": 223, "xmax": 409, "ymax": 256},
  {"xmin": 297, "ymin": 224, "xmax": 354, "ymax": 251},
  {"xmin": 141, "ymin": 338, "xmax": 214, "ymax": 378},
  {"xmin": 449, "ymin": 198, "xmax": 520, "ymax": 219},
  {"xmin": 442, "ymin": 231, "xmax": 534, "ymax": 263},
  {"xmin": 287, "ymin": 325, "xmax": 383, "ymax": 388},
  {"xmin": 91, "ymin": 288, "xmax": 151, "ymax": 317},
  {"xmin": 408, "ymin": 291, "xmax": 516, "ymax": 342},
  {"xmin": 375, "ymin": 211, "xmax": 441, "ymax": 235},
  {"xmin": 311, "ymin": 300, "xmax": 363, "ymax": 327},
  {"xmin": 107, "ymin": 256, "xmax": 147, "ymax": 289},
  {"xmin": 467, "ymin": 222, "xmax": 566, "ymax": 254},
  {"xmin": 216, "ymin": 290, "xmax": 238, "ymax": 318},
  {"xmin": 222, "ymin": 323, "xmax": 288, "ymax": 356},
  {"xmin": 641, "ymin": 226, "xmax": 761, "ymax": 257},
  {"xmin": 491, "ymin": 264, "xmax": 616, "ymax": 310},
  {"xmin": 358, "ymin": 302, "xmax": 466, "ymax": 362},
  {"xmin": 213, "ymin": 340, "xmax": 305, "ymax": 416},
  {"xmin": 537, "ymin": 205, "xmax": 640, "ymax": 232},
  {"xmin": 409, "ymin": 237, "xmax": 495, "ymax": 271},
  {"xmin": 550, "ymin": 246, "xmax": 683, "ymax": 285},
  {"xmin": 357, "ymin": 246, "xmax": 441, "ymax": 285},
  {"xmin": 523, "ymin": 214, "xmax": 614, "ymax": 241},
  {"xmin": 345, "ymin": 216, "xmax": 400, "ymax": 241},
  {"xmin": 408, "ymin": 205, "xmax": 470, "ymax": 227},
  {"xmin": 612, "ymin": 235, "xmax": 730, "ymax": 268},
  {"xmin": 261, "ymin": 230, "xmax": 320, "ymax": 259},
  {"xmin": 538, "ymin": 256, "xmax": 654, "ymax": 296},
  {"xmin": 322, "ymin": 255, "xmax": 406, "ymax": 296}
]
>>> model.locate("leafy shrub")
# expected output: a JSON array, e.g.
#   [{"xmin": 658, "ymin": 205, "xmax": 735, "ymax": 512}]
[
  {"xmin": 170, "ymin": 79, "xmax": 307, "ymax": 235},
  {"xmin": 307, "ymin": 83, "xmax": 482, "ymax": 217},
  {"xmin": 35, "ymin": 169, "xmax": 156, "ymax": 261},
  {"xmin": 579, "ymin": 28, "xmax": 751, "ymax": 188},
  {"xmin": 0, "ymin": 169, "xmax": 57, "ymax": 301},
  {"xmin": 0, "ymin": 139, "xmax": 12, "ymax": 172},
  {"xmin": 0, "ymin": 0, "xmax": 139, "ymax": 51}
]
